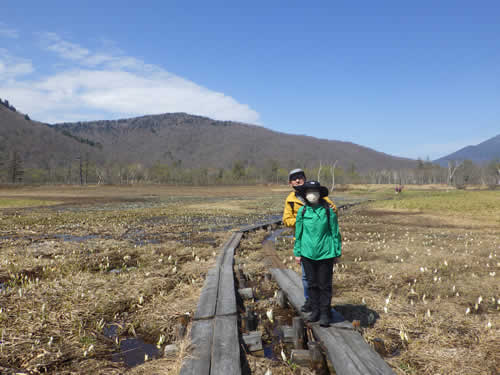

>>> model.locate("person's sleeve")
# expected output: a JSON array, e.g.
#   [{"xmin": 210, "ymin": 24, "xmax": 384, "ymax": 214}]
[
  {"xmin": 325, "ymin": 196, "xmax": 338, "ymax": 214},
  {"xmin": 293, "ymin": 207, "xmax": 304, "ymax": 257},
  {"xmin": 330, "ymin": 209, "xmax": 342, "ymax": 257},
  {"xmin": 282, "ymin": 199, "xmax": 296, "ymax": 227}
]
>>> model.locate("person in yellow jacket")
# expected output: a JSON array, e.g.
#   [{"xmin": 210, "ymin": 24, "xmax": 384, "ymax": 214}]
[{"xmin": 282, "ymin": 168, "xmax": 337, "ymax": 313}]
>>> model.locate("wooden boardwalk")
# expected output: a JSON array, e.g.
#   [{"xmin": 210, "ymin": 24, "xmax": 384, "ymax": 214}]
[
  {"xmin": 270, "ymin": 267, "xmax": 395, "ymax": 375},
  {"xmin": 180, "ymin": 219, "xmax": 281, "ymax": 375},
  {"xmin": 181, "ymin": 212, "xmax": 394, "ymax": 375}
]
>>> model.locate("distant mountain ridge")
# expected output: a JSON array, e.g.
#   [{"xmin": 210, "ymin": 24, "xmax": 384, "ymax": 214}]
[
  {"xmin": 52, "ymin": 113, "xmax": 417, "ymax": 171},
  {"xmin": 434, "ymin": 134, "xmax": 500, "ymax": 166},
  {"xmin": 0, "ymin": 101, "xmax": 100, "ymax": 169}
]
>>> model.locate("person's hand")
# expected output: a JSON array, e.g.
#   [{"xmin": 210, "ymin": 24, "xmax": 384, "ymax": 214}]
[{"xmin": 295, "ymin": 256, "xmax": 301, "ymax": 264}]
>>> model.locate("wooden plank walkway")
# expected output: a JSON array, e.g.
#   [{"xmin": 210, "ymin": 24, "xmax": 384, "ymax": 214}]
[
  {"xmin": 181, "ymin": 212, "xmax": 390, "ymax": 375},
  {"xmin": 180, "ymin": 219, "xmax": 281, "ymax": 375},
  {"xmin": 270, "ymin": 267, "xmax": 395, "ymax": 375}
]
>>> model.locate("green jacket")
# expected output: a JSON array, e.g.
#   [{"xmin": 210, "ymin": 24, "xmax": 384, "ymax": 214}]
[{"xmin": 293, "ymin": 204, "xmax": 342, "ymax": 260}]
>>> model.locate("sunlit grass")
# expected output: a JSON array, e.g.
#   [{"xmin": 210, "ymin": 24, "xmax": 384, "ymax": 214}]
[
  {"xmin": 369, "ymin": 190, "xmax": 500, "ymax": 223},
  {"xmin": 0, "ymin": 198, "xmax": 62, "ymax": 208}
]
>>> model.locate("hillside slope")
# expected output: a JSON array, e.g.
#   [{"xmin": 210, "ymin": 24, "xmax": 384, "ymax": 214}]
[
  {"xmin": 0, "ymin": 103, "xmax": 101, "ymax": 169},
  {"xmin": 434, "ymin": 134, "xmax": 500, "ymax": 166},
  {"xmin": 53, "ymin": 113, "xmax": 417, "ymax": 171}
]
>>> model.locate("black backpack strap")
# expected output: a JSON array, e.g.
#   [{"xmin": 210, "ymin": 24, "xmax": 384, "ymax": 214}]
[
  {"xmin": 301, "ymin": 205, "xmax": 307, "ymax": 218},
  {"xmin": 320, "ymin": 199, "xmax": 331, "ymax": 228},
  {"xmin": 288, "ymin": 201, "xmax": 295, "ymax": 215}
]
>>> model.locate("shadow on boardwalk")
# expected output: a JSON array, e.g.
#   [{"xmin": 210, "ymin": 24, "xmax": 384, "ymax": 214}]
[{"xmin": 333, "ymin": 304, "xmax": 380, "ymax": 327}]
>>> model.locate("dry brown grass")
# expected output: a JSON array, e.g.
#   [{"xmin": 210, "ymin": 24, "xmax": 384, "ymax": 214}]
[
  {"xmin": 271, "ymin": 204, "xmax": 499, "ymax": 374},
  {"xmin": 0, "ymin": 186, "xmax": 251, "ymax": 374},
  {"xmin": 1, "ymin": 185, "xmax": 498, "ymax": 374},
  {"xmin": 342, "ymin": 208, "xmax": 499, "ymax": 374}
]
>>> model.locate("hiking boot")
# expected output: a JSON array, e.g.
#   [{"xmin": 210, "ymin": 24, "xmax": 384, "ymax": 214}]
[
  {"xmin": 307, "ymin": 310, "xmax": 320, "ymax": 323},
  {"xmin": 320, "ymin": 312, "xmax": 330, "ymax": 327},
  {"xmin": 301, "ymin": 299, "xmax": 312, "ymax": 313}
]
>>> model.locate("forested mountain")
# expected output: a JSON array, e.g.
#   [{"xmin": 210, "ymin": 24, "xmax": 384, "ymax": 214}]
[
  {"xmin": 3, "ymin": 97, "xmax": 498, "ymax": 186},
  {"xmin": 0, "ymin": 99, "xmax": 101, "ymax": 174},
  {"xmin": 53, "ymin": 113, "xmax": 417, "ymax": 171},
  {"xmin": 434, "ymin": 134, "xmax": 500, "ymax": 166}
]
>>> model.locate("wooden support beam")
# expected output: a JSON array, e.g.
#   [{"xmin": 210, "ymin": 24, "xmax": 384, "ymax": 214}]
[{"xmin": 293, "ymin": 317, "xmax": 305, "ymax": 349}]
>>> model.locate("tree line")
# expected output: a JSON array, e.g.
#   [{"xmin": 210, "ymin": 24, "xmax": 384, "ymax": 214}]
[{"xmin": 0, "ymin": 151, "xmax": 499, "ymax": 188}]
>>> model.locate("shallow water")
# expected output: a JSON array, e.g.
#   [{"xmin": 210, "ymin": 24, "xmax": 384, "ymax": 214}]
[
  {"xmin": 104, "ymin": 324, "xmax": 161, "ymax": 367},
  {"xmin": 112, "ymin": 337, "xmax": 161, "ymax": 367}
]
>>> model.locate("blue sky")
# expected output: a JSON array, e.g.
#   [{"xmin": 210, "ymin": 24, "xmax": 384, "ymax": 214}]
[{"xmin": 1, "ymin": 1, "xmax": 499, "ymax": 160}]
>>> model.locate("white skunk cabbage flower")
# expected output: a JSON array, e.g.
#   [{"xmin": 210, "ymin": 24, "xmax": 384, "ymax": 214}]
[{"xmin": 266, "ymin": 309, "xmax": 274, "ymax": 323}]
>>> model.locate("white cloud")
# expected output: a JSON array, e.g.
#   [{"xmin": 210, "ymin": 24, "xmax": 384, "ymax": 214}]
[
  {"xmin": 1, "ymin": 33, "xmax": 260, "ymax": 124},
  {"xmin": 0, "ymin": 23, "xmax": 19, "ymax": 38},
  {"xmin": 40, "ymin": 32, "xmax": 90, "ymax": 60},
  {"xmin": 0, "ymin": 49, "xmax": 34, "ymax": 80}
]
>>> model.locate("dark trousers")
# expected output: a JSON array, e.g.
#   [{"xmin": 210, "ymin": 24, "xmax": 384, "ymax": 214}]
[{"xmin": 301, "ymin": 257, "xmax": 334, "ymax": 313}]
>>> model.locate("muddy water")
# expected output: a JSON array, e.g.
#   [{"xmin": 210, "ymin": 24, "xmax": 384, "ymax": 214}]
[{"xmin": 104, "ymin": 324, "xmax": 161, "ymax": 367}]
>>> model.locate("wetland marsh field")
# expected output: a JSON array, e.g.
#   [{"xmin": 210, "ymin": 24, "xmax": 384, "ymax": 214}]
[{"xmin": 0, "ymin": 185, "xmax": 498, "ymax": 374}]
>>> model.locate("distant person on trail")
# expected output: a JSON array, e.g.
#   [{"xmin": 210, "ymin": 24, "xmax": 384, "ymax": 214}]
[
  {"xmin": 293, "ymin": 180, "xmax": 342, "ymax": 327},
  {"xmin": 282, "ymin": 168, "xmax": 337, "ymax": 313}
]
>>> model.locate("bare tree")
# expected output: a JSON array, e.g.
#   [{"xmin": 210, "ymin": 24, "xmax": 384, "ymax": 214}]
[
  {"xmin": 8, "ymin": 150, "xmax": 24, "ymax": 183},
  {"xmin": 85, "ymin": 153, "xmax": 89, "ymax": 184},
  {"xmin": 447, "ymin": 161, "xmax": 463, "ymax": 185},
  {"xmin": 96, "ymin": 166, "xmax": 105, "ymax": 185},
  {"xmin": 66, "ymin": 160, "xmax": 72, "ymax": 184},
  {"xmin": 330, "ymin": 160, "xmax": 338, "ymax": 192},
  {"xmin": 317, "ymin": 160, "xmax": 323, "ymax": 182},
  {"xmin": 77, "ymin": 154, "xmax": 84, "ymax": 185}
]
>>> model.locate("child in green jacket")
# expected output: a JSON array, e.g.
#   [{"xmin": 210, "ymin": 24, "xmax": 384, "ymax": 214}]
[{"xmin": 294, "ymin": 180, "xmax": 342, "ymax": 327}]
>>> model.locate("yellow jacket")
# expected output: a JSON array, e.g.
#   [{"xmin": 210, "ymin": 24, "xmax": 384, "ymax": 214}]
[{"xmin": 282, "ymin": 191, "xmax": 337, "ymax": 228}]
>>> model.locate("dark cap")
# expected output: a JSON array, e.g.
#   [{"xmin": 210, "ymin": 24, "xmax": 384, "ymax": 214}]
[
  {"xmin": 288, "ymin": 168, "xmax": 306, "ymax": 181},
  {"xmin": 295, "ymin": 180, "xmax": 328, "ymax": 198}
]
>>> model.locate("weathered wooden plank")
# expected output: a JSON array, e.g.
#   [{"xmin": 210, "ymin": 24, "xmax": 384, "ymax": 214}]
[
  {"xmin": 283, "ymin": 268, "xmax": 303, "ymax": 289},
  {"xmin": 271, "ymin": 268, "xmax": 395, "ymax": 375},
  {"xmin": 312, "ymin": 325, "xmax": 394, "ymax": 374},
  {"xmin": 211, "ymin": 315, "xmax": 241, "ymax": 375},
  {"xmin": 330, "ymin": 326, "xmax": 393, "ymax": 373},
  {"xmin": 223, "ymin": 232, "xmax": 243, "ymax": 268},
  {"xmin": 194, "ymin": 267, "xmax": 219, "ymax": 320},
  {"xmin": 179, "ymin": 319, "xmax": 213, "ymax": 375},
  {"xmin": 216, "ymin": 233, "xmax": 240, "ymax": 269},
  {"xmin": 215, "ymin": 266, "xmax": 237, "ymax": 316},
  {"xmin": 215, "ymin": 233, "xmax": 242, "ymax": 316},
  {"xmin": 270, "ymin": 268, "xmax": 305, "ymax": 310}
]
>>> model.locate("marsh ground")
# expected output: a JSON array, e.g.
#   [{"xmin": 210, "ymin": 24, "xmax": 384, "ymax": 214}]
[{"xmin": 0, "ymin": 184, "xmax": 498, "ymax": 374}]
